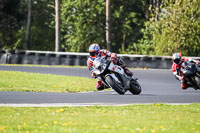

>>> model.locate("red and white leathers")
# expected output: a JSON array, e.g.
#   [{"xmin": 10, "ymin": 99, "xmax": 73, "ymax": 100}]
[
  {"xmin": 87, "ymin": 49, "xmax": 113, "ymax": 90},
  {"xmin": 171, "ymin": 57, "xmax": 189, "ymax": 89},
  {"xmin": 87, "ymin": 49, "xmax": 133, "ymax": 90}
]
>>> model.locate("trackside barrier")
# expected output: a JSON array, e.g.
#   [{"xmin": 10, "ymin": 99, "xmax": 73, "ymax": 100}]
[{"xmin": 0, "ymin": 50, "xmax": 199, "ymax": 69}]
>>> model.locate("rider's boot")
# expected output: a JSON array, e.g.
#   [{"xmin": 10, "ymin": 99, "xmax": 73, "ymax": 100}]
[
  {"xmin": 181, "ymin": 82, "xmax": 188, "ymax": 90},
  {"xmin": 124, "ymin": 68, "xmax": 133, "ymax": 77},
  {"xmin": 181, "ymin": 81, "xmax": 192, "ymax": 90},
  {"xmin": 96, "ymin": 80, "xmax": 110, "ymax": 91},
  {"xmin": 116, "ymin": 58, "xmax": 133, "ymax": 77},
  {"xmin": 96, "ymin": 80, "xmax": 105, "ymax": 91},
  {"xmin": 121, "ymin": 65, "xmax": 133, "ymax": 77}
]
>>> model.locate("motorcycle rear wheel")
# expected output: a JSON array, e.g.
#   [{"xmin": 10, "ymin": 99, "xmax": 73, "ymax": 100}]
[
  {"xmin": 129, "ymin": 80, "xmax": 142, "ymax": 95},
  {"xmin": 105, "ymin": 75, "xmax": 125, "ymax": 95}
]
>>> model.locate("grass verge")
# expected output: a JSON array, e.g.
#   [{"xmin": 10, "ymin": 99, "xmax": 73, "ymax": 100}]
[
  {"xmin": 0, "ymin": 104, "xmax": 200, "ymax": 133},
  {"xmin": 0, "ymin": 71, "xmax": 97, "ymax": 92},
  {"xmin": 0, "ymin": 64, "xmax": 149, "ymax": 70}
]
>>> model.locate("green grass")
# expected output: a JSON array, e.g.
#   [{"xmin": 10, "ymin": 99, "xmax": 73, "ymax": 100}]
[
  {"xmin": 0, "ymin": 64, "xmax": 149, "ymax": 70},
  {"xmin": 0, "ymin": 67, "xmax": 199, "ymax": 133},
  {"xmin": 0, "ymin": 104, "xmax": 199, "ymax": 133},
  {"xmin": 0, "ymin": 71, "xmax": 97, "ymax": 92}
]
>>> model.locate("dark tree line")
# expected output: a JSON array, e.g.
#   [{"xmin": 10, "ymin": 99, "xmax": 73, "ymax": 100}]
[
  {"xmin": 0, "ymin": 0, "xmax": 200, "ymax": 56},
  {"xmin": 0, "ymin": 0, "xmax": 55, "ymax": 51}
]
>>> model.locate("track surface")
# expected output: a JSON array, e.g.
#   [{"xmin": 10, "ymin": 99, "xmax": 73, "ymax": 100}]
[{"xmin": 0, "ymin": 66, "xmax": 200, "ymax": 106}]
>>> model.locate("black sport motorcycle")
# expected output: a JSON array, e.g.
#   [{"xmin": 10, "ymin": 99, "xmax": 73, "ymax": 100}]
[
  {"xmin": 93, "ymin": 56, "xmax": 142, "ymax": 95},
  {"xmin": 181, "ymin": 61, "xmax": 200, "ymax": 90}
]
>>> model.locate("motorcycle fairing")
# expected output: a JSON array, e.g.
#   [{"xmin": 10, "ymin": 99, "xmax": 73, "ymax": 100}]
[
  {"xmin": 181, "ymin": 61, "xmax": 200, "ymax": 89},
  {"xmin": 105, "ymin": 74, "xmax": 121, "ymax": 84},
  {"xmin": 106, "ymin": 62, "xmax": 131, "ymax": 90},
  {"xmin": 181, "ymin": 62, "xmax": 196, "ymax": 77},
  {"xmin": 196, "ymin": 66, "xmax": 200, "ymax": 74},
  {"xmin": 108, "ymin": 62, "xmax": 124, "ymax": 75},
  {"xmin": 105, "ymin": 73, "xmax": 130, "ymax": 90}
]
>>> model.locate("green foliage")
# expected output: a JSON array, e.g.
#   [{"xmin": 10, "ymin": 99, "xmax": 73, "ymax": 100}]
[
  {"xmin": 61, "ymin": 0, "xmax": 146, "ymax": 53},
  {"xmin": 0, "ymin": 0, "xmax": 24, "ymax": 49},
  {"xmin": 0, "ymin": 0, "xmax": 55, "ymax": 51},
  {"xmin": 125, "ymin": 23, "xmax": 155, "ymax": 55},
  {"xmin": 2, "ymin": 0, "xmax": 199, "ymax": 56},
  {"xmin": 111, "ymin": 0, "xmax": 146, "ymax": 53},
  {"xmin": 29, "ymin": 0, "xmax": 55, "ymax": 51},
  {"xmin": 61, "ymin": 0, "xmax": 106, "ymax": 52},
  {"xmin": 135, "ymin": 0, "xmax": 200, "ymax": 56},
  {"xmin": 0, "ymin": 0, "xmax": 146, "ymax": 53}
]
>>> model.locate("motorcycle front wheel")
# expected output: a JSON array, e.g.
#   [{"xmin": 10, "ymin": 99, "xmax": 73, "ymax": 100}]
[
  {"xmin": 129, "ymin": 80, "xmax": 142, "ymax": 95},
  {"xmin": 105, "ymin": 75, "xmax": 125, "ymax": 95}
]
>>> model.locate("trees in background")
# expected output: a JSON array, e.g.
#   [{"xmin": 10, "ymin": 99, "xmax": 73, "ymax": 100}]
[
  {"xmin": 61, "ymin": 0, "xmax": 146, "ymax": 53},
  {"xmin": 129, "ymin": 0, "xmax": 200, "ymax": 56},
  {"xmin": 0, "ymin": 0, "xmax": 146, "ymax": 53},
  {"xmin": 0, "ymin": 0, "xmax": 200, "ymax": 56},
  {"xmin": 61, "ymin": 0, "xmax": 106, "ymax": 52},
  {"xmin": 106, "ymin": 0, "xmax": 111, "ymax": 51},
  {"xmin": 24, "ymin": 0, "xmax": 32, "ymax": 50},
  {"xmin": 26, "ymin": 0, "xmax": 55, "ymax": 51},
  {"xmin": 0, "ymin": 0, "xmax": 24, "ymax": 49},
  {"xmin": 152, "ymin": 0, "xmax": 200, "ymax": 56},
  {"xmin": 111, "ymin": 0, "xmax": 146, "ymax": 53},
  {"xmin": 0, "ymin": 0, "xmax": 55, "ymax": 51},
  {"xmin": 55, "ymin": 0, "xmax": 61, "ymax": 52}
]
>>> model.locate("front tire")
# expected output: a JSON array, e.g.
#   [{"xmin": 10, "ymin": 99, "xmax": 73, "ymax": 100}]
[
  {"xmin": 129, "ymin": 80, "xmax": 142, "ymax": 95},
  {"xmin": 105, "ymin": 75, "xmax": 125, "ymax": 95}
]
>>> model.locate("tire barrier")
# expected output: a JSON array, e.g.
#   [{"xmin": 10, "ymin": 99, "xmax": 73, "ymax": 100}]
[
  {"xmin": 119, "ymin": 55, "xmax": 172, "ymax": 69},
  {"xmin": 0, "ymin": 50, "xmax": 89, "ymax": 66},
  {"xmin": 0, "ymin": 50, "xmax": 199, "ymax": 69}
]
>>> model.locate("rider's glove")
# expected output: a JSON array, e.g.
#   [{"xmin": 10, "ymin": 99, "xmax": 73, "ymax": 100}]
[
  {"xmin": 91, "ymin": 72, "xmax": 97, "ymax": 79},
  {"xmin": 91, "ymin": 72, "xmax": 95, "ymax": 78},
  {"xmin": 110, "ymin": 53, "xmax": 117, "ymax": 64},
  {"xmin": 179, "ymin": 76, "xmax": 184, "ymax": 81},
  {"xmin": 195, "ymin": 60, "xmax": 200, "ymax": 66}
]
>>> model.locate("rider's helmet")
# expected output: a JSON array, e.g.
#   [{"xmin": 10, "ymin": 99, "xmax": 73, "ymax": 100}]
[
  {"xmin": 89, "ymin": 44, "xmax": 100, "ymax": 58},
  {"xmin": 172, "ymin": 53, "xmax": 182, "ymax": 65}
]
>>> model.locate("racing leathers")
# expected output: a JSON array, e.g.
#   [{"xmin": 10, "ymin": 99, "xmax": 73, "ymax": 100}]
[
  {"xmin": 87, "ymin": 49, "xmax": 133, "ymax": 90},
  {"xmin": 171, "ymin": 57, "xmax": 189, "ymax": 89}
]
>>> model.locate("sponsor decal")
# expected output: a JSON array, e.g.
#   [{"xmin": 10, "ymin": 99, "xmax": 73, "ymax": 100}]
[{"xmin": 112, "ymin": 66, "xmax": 117, "ymax": 71}]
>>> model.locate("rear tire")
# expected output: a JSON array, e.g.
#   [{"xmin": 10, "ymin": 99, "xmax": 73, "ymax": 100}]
[
  {"xmin": 105, "ymin": 75, "xmax": 125, "ymax": 95},
  {"xmin": 129, "ymin": 80, "xmax": 142, "ymax": 95}
]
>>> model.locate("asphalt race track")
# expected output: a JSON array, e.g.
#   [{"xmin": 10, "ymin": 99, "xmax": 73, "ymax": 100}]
[{"xmin": 0, "ymin": 65, "xmax": 200, "ymax": 106}]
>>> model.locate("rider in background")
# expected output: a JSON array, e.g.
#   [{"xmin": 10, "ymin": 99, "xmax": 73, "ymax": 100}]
[
  {"xmin": 87, "ymin": 43, "xmax": 133, "ymax": 90},
  {"xmin": 171, "ymin": 52, "xmax": 200, "ymax": 89}
]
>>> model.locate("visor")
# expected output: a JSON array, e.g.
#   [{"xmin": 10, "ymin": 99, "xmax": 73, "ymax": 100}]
[
  {"xmin": 174, "ymin": 58, "xmax": 180, "ymax": 65},
  {"xmin": 90, "ymin": 52, "xmax": 98, "ymax": 57}
]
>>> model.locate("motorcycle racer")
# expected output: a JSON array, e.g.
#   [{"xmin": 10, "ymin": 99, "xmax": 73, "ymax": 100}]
[
  {"xmin": 87, "ymin": 43, "xmax": 133, "ymax": 90},
  {"xmin": 171, "ymin": 52, "xmax": 200, "ymax": 89}
]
